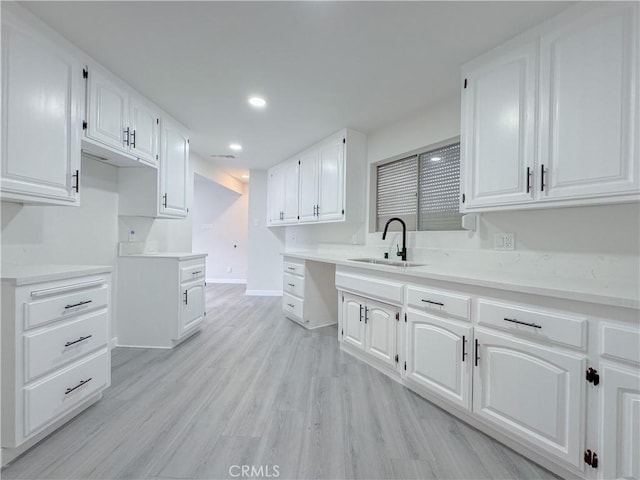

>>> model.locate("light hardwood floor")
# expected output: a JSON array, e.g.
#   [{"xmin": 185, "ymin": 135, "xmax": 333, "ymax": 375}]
[{"xmin": 3, "ymin": 284, "xmax": 557, "ymax": 480}]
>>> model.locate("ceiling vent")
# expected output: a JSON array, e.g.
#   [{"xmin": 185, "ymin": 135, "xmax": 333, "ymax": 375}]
[{"xmin": 210, "ymin": 154, "xmax": 236, "ymax": 159}]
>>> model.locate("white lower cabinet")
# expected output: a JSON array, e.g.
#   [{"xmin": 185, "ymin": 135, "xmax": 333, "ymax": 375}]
[
  {"xmin": 472, "ymin": 327, "xmax": 586, "ymax": 469},
  {"xmin": 599, "ymin": 362, "xmax": 640, "ymax": 480},
  {"xmin": 340, "ymin": 291, "xmax": 399, "ymax": 370},
  {"xmin": 117, "ymin": 254, "xmax": 206, "ymax": 348},
  {"xmin": 1, "ymin": 268, "xmax": 112, "ymax": 451},
  {"xmin": 406, "ymin": 310, "xmax": 472, "ymax": 410}
]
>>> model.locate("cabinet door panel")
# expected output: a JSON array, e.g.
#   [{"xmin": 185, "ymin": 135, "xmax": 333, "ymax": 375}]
[
  {"xmin": 600, "ymin": 362, "xmax": 640, "ymax": 480},
  {"xmin": 2, "ymin": 25, "xmax": 80, "ymax": 203},
  {"xmin": 461, "ymin": 41, "xmax": 536, "ymax": 208},
  {"xmin": 406, "ymin": 311, "xmax": 472, "ymax": 410},
  {"xmin": 342, "ymin": 294, "xmax": 364, "ymax": 350},
  {"xmin": 539, "ymin": 4, "xmax": 639, "ymax": 200},
  {"xmin": 88, "ymin": 67, "xmax": 128, "ymax": 151},
  {"xmin": 160, "ymin": 120, "xmax": 188, "ymax": 217},
  {"xmin": 178, "ymin": 282, "xmax": 204, "ymax": 339},
  {"xmin": 298, "ymin": 150, "xmax": 318, "ymax": 223},
  {"xmin": 267, "ymin": 167, "xmax": 285, "ymax": 225},
  {"xmin": 365, "ymin": 299, "xmax": 397, "ymax": 367},
  {"xmin": 473, "ymin": 328, "xmax": 585, "ymax": 469},
  {"xmin": 129, "ymin": 97, "xmax": 158, "ymax": 167},
  {"xmin": 283, "ymin": 161, "xmax": 299, "ymax": 223},
  {"xmin": 318, "ymin": 137, "xmax": 344, "ymax": 221}
]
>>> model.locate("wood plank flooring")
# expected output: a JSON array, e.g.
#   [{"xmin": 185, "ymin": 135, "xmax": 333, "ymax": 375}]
[{"xmin": 2, "ymin": 284, "xmax": 557, "ymax": 480}]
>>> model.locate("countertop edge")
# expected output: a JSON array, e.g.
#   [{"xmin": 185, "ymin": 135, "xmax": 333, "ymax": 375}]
[{"xmin": 1, "ymin": 265, "xmax": 113, "ymax": 286}]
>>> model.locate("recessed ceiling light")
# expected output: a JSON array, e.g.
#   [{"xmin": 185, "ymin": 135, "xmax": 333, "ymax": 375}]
[
  {"xmin": 229, "ymin": 143, "xmax": 242, "ymax": 151},
  {"xmin": 241, "ymin": 175, "xmax": 249, "ymax": 179},
  {"xmin": 248, "ymin": 97, "xmax": 266, "ymax": 108},
  {"xmin": 430, "ymin": 156, "xmax": 442, "ymax": 162}
]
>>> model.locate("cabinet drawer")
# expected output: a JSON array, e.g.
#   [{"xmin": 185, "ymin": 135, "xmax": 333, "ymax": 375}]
[
  {"xmin": 335, "ymin": 271, "xmax": 403, "ymax": 305},
  {"xmin": 407, "ymin": 285, "xmax": 471, "ymax": 320},
  {"xmin": 601, "ymin": 323, "xmax": 640, "ymax": 365},
  {"xmin": 179, "ymin": 260, "xmax": 206, "ymax": 283},
  {"xmin": 283, "ymin": 261, "xmax": 305, "ymax": 277},
  {"xmin": 24, "ymin": 348, "xmax": 110, "ymax": 437},
  {"xmin": 283, "ymin": 293, "xmax": 304, "ymax": 319},
  {"xmin": 24, "ymin": 310, "xmax": 108, "ymax": 382},
  {"xmin": 283, "ymin": 273, "xmax": 305, "ymax": 298},
  {"xmin": 477, "ymin": 299, "xmax": 587, "ymax": 350},
  {"xmin": 25, "ymin": 282, "xmax": 109, "ymax": 330}
]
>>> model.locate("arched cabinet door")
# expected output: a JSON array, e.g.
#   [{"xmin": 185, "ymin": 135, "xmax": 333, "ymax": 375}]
[
  {"xmin": 342, "ymin": 293, "xmax": 365, "ymax": 351},
  {"xmin": 178, "ymin": 281, "xmax": 204, "ymax": 339},
  {"xmin": 472, "ymin": 328, "xmax": 585, "ymax": 469},
  {"xmin": 365, "ymin": 299, "xmax": 398, "ymax": 368}
]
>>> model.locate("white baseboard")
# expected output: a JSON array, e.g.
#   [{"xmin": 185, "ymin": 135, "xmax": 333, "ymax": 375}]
[
  {"xmin": 206, "ymin": 278, "xmax": 247, "ymax": 284},
  {"xmin": 110, "ymin": 337, "xmax": 118, "ymax": 349},
  {"xmin": 245, "ymin": 289, "xmax": 283, "ymax": 297}
]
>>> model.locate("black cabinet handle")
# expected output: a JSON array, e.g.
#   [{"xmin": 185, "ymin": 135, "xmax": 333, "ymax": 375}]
[
  {"xmin": 462, "ymin": 335, "xmax": 467, "ymax": 362},
  {"xmin": 287, "ymin": 267, "xmax": 296, "ymax": 271},
  {"xmin": 287, "ymin": 303, "xmax": 295, "ymax": 308},
  {"xmin": 421, "ymin": 299, "xmax": 444, "ymax": 306},
  {"xmin": 64, "ymin": 300, "xmax": 92, "ymax": 309},
  {"xmin": 540, "ymin": 164, "xmax": 546, "ymax": 191},
  {"xmin": 162, "ymin": 193, "xmax": 168, "ymax": 208},
  {"xmin": 184, "ymin": 290, "xmax": 188, "ymax": 305},
  {"xmin": 123, "ymin": 127, "xmax": 130, "ymax": 146},
  {"xmin": 359, "ymin": 304, "xmax": 363, "ymax": 322},
  {"xmin": 72, "ymin": 169, "xmax": 80, "ymax": 193},
  {"xmin": 65, "ymin": 378, "xmax": 92, "ymax": 395},
  {"xmin": 287, "ymin": 283, "xmax": 295, "ymax": 287},
  {"xmin": 503, "ymin": 317, "xmax": 542, "ymax": 329},
  {"xmin": 364, "ymin": 306, "xmax": 369, "ymax": 324},
  {"xmin": 526, "ymin": 167, "xmax": 531, "ymax": 193},
  {"xmin": 65, "ymin": 335, "xmax": 92, "ymax": 348},
  {"xmin": 475, "ymin": 339, "xmax": 480, "ymax": 367},
  {"xmin": 130, "ymin": 129, "xmax": 136, "ymax": 148},
  {"xmin": 192, "ymin": 270, "xmax": 202, "ymax": 275}
]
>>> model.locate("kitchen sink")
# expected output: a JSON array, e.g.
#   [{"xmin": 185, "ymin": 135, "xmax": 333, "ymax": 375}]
[{"xmin": 347, "ymin": 258, "xmax": 426, "ymax": 267}]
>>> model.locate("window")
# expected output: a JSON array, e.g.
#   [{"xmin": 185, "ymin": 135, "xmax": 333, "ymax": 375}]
[{"xmin": 375, "ymin": 141, "xmax": 462, "ymax": 232}]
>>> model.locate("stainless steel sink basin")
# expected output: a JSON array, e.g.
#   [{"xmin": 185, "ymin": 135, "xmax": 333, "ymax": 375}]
[{"xmin": 348, "ymin": 258, "xmax": 426, "ymax": 268}]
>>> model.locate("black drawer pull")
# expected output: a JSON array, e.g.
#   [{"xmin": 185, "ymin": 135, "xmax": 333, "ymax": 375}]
[
  {"xmin": 503, "ymin": 317, "xmax": 542, "ymax": 329},
  {"xmin": 64, "ymin": 300, "xmax": 92, "ymax": 309},
  {"xmin": 65, "ymin": 377, "xmax": 92, "ymax": 395},
  {"xmin": 191, "ymin": 270, "xmax": 202, "ymax": 275},
  {"xmin": 287, "ymin": 283, "xmax": 295, "ymax": 287},
  {"xmin": 287, "ymin": 303, "xmax": 295, "ymax": 308},
  {"xmin": 287, "ymin": 267, "xmax": 296, "ymax": 271},
  {"xmin": 65, "ymin": 335, "xmax": 92, "ymax": 347},
  {"xmin": 462, "ymin": 335, "xmax": 467, "ymax": 362},
  {"xmin": 421, "ymin": 299, "xmax": 444, "ymax": 306}
]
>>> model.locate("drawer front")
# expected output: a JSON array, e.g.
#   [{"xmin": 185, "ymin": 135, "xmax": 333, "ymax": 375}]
[
  {"xmin": 283, "ymin": 273, "xmax": 305, "ymax": 298},
  {"xmin": 24, "ymin": 348, "xmax": 110, "ymax": 438},
  {"xmin": 601, "ymin": 323, "xmax": 640, "ymax": 365},
  {"xmin": 25, "ymin": 283, "xmax": 109, "ymax": 330},
  {"xmin": 335, "ymin": 271, "xmax": 403, "ymax": 305},
  {"xmin": 477, "ymin": 299, "xmax": 587, "ymax": 350},
  {"xmin": 283, "ymin": 261, "xmax": 305, "ymax": 277},
  {"xmin": 179, "ymin": 260, "xmax": 206, "ymax": 283},
  {"xmin": 283, "ymin": 292, "xmax": 304, "ymax": 319},
  {"xmin": 407, "ymin": 285, "xmax": 471, "ymax": 320},
  {"xmin": 24, "ymin": 310, "xmax": 109, "ymax": 382}
]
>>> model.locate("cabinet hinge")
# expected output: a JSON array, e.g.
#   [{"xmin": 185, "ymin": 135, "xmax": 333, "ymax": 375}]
[
  {"xmin": 404, "ymin": 312, "xmax": 407, "ymax": 323},
  {"xmin": 82, "ymin": 121, "xmax": 87, "ymax": 130},
  {"xmin": 342, "ymin": 294, "xmax": 344, "ymax": 303},
  {"xmin": 462, "ymin": 193, "xmax": 466, "ymax": 203},
  {"xmin": 156, "ymin": 118, "xmax": 159, "ymax": 125},
  {"xmin": 298, "ymin": 160, "xmax": 301, "ymax": 165},
  {"xmin": 82, "ymin": 68, "xmax": 88, "ymax": 79},
  {"xmin": 404, "ymin": 361, "xmax": 407, "ymax": 371},
  {"xmin": 463, "ymin": 78, "xmax": 467, "ymax": 89},
  {"xmin": 343, "ymin": 138, "xmax": 346, "ymax": 144},
  {"xmin": 586, "ymin": 368, "xmax": 600, "ymax": 386},
  {"xmin": 342, "ymin": 209, "xmax": 345, "ymax": 215},
  {"xmin": 187, "ymin": 139, "xmax": 190, "ymax": 144},
  {"xmin": 395, "ymin": 354, "xmax": 399, "ymax": 364},
  {"xmin": 156, "ymin": 154, "xmax": 159, "ymax": 160},
  {"xmin": 584, "ymin": 450, "xmax": 598, "ymax": 469},
  {"xmin": 395, "ymin": 312, "xmax": 399, "ymax": 321},
  {"xmin": 341, "ymin": 328, "xmax": 344, "ymax": 336}
]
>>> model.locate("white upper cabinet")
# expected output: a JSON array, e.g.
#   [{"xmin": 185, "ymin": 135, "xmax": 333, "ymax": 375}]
[
  {"xmin": 267, "ymin": 160, "xmax": 299, "ymax": 226},
  {"xmin": 159, "ymin": 118, "xmax": 189, "ymax": 217},
  {"xmin": 538, "ymin": 5, "xmax": 639, "ymax": 201},
  {"xmin": 461, "ymin": 40, "xmax": 537, "ymax": 209},
  {"xmin": 266, "ymin": 128, "xmax": 366, "ymax": 227},
  {"xmin": 1, "ymin": 11, "xmax": 82, "ymax": 206},
  {"xmin": 461, "ymin": 2, "xmax": 639, "ymax": 212},
  {"xmin": 85, "ymin": 64, "xmax": 160, "ymax": 168},
  {"xmin": 298, "ymin": 149, "xmax": 319, "ymax": 223}
]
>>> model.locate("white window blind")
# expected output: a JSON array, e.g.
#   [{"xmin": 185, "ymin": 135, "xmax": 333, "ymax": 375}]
[
  {"xmin": 418, "ymin": 143, "xmax": 462, "ymax": 231},
  {"xmin": 376, "ymin": 156, "xmax": 418, "ymax": 231}
]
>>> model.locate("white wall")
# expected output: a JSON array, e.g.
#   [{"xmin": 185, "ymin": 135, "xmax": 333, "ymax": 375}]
[
  {"xmin": 246, "ymin": 170, "xmax": 285, "ymax": 294},
  {"xmin": 192, "ymin": 176, "xmax": 248, "ymax": 282}
]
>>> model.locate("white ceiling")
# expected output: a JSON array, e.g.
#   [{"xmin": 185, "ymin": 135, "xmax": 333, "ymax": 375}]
[{"xmin": 23, "ymin": 1, "xmax": 572, "ymax": 182}]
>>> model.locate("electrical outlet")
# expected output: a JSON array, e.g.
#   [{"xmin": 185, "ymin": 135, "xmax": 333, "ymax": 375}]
[{"xmin": 494, "ymin": 232, "xmax": 515, "ymax": 250}]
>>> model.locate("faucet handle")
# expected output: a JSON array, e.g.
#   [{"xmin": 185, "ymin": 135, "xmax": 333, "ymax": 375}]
[{"xmin": 396, "ymin": 244, "xmax": 402, "ymax": 257}]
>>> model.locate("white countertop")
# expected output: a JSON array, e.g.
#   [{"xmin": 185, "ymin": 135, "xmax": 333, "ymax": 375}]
[
  {"xmin": 1, "ymin": 264, "xmax": 112, "ymax": 286},
  {"xmin": 283, "ymin": 251, "xmax": 640, "ymax": 310},
  {"xmin": 119, "ymin": 252, "xmax": 207, "ymax": 260}
]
